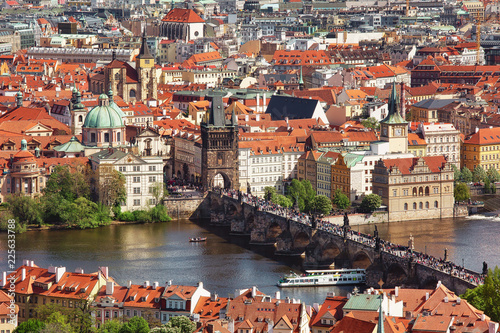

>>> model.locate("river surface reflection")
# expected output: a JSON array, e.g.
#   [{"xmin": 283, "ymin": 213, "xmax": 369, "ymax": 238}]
[{"xmin": 1, "ymin": 216, "xmax": 498, "ymax": 305}]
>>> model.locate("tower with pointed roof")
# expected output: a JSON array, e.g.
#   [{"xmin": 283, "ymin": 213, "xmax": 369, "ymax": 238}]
[
  {"xmin": 380, "ymin": 82, "xmax": 408, "ymax": 154},
  {"xmin": 299, "ymin": 66, "xmax": 304, "ymax": 91},
  {"xmin": 201, "ymin": 91, "xmax": 239, "ymax": 190},
  {"xmin": 136, "ymin": 34, "xmax": 157, "ymax": 101},
  {"xmin": 70, "ymin": 88, "xmax": 88, "ymax": 136}
]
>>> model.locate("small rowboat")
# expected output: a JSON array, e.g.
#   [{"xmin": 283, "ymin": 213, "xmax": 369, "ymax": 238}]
[{"xmin": 189, "ymin": 237, "xmax": 207, "ymax": 242}]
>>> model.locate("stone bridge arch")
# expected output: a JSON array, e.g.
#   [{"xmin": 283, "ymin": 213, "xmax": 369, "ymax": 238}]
[
  {"xmin": 351, "ymin": 250, "xmax": 373, "ymax": 269},
  {"xmin": 384, "ymin": 263, "xmax": 408, "ymax": 287},
  {"xmin": 291, "ymin": 231, "xmax": 310, "ymax": 254},
  {"xmin": 267, "ymin": 222, "xmax": 283, "ymax": 240}
]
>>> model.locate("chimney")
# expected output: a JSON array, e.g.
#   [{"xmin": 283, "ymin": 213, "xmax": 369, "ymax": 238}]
[
  {"xmin": 153, "ymin": 281, "xmax": 159, "ymax": 289},
  {"xmin": 211, "ymin": 293, "xmax": 218, "ymax": 302},
  {"xmin": 444, "ymin": 297, "xmax": 448, "ymax": 303},
  {"xmin": 245, "ymin": 114, "xmax": 249, "ymax": 121},
  {"xmin": 251, "ymin": 286, "xmax": 257, "ymax": 298},
  {"xmin": 489, "ymin": 322, "xmax": 499, "ymax": 333},
  {"xmin": 198, "ymin": 281, "xmax": 203, "ymax": 289},
  {"xmin": 436, "ymin": 281, "xmax": 442, "ymax": 289},
  {"xmin": 99, "ymin": 267, "xmax": 108, "ymax": 279},
  {"xmin": 30, "ymin": 260, "xmax": 34, "ymax": 267},
  {"xmin": 23, "ymin": 259, "xmax": 29, "ymax": 266},
  {"xmin": 456, "ymin": 297, "xmax": 461, "ymax": 304},
  {"xmin": 21, "ymin": 268, "xmax": 26, "ymax": 282},
  {"xmin": 167, "ymin": 280, "xmax": 172, "ymax": 287},
  {"xmin": 75, "ymin": 267, "xmax": 84, "ymax": 274},
  {"xmin": 256, "ymin": 94, "xmax": 260, "ymax": 112},
  {"xmin": 475, "ymin": 127, "xmax": 479, "ymax": 133},
  {"xmin": 144, "ymin": 281, "xmax": 150, "ymax": 288},
  {"xmin": 106, "ymin": 281, "xmax": 114, "ymax": 295},
  {"xmin": 425, "ymin": 292, "xmax": 429, "ymax": 300},
  {"xmin": 285, "ymin": 117, "xmax": 290, "ymax": 130},
  {"xmin": 128, "ymin": 280, "xmax": 132, "ymax": 288},
  {"xmin": 2, "ymin": 272, "xmax": 6, "ymax": 287},
  {"xmin": 275, "ymin": 291, "xmax": 280, "ymax": 299},
  {"xmin": 395, "ymin": 286, "xmax": 399, "ymax": 297},
  {"xmin": 55, "ymin": 266, "xmax": 66, "ymax": 283},
  {"xmin": 263, "ymin": 93, "xmax": 266, "ymax": 110},
  {"xmin": 313, "ymin": 303, "xmax": 320, "ymax": 312},
  {"xmin": 481, "ymin": 314, "xmax": 486, "ymax": 321},
  {"xmin": 256, "ymin": 114, "xmax": 260, "ymax": 121}
]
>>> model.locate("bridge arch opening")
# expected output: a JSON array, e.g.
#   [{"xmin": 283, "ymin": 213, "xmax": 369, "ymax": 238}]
[
  {"xmin": 267, "ymin": 222, "xmax": 283, "ymax": 240},
  {"xmin": 386, "ymin": 263, "xmax": 407, "ymax": 286},
  {"xmin": 421, "ymin": 276, "xmax": 439, "ymax": 290},
  {"xmin": 320, "ymin": 243, "xmax": 341, "ymax": 266},
  {"xmin": 212, "ymin": 172, "xmax": 231, "ymax": 189},
  {"xmin": 293, "ymin": 231, "xmax": 310, "ymax": 250},
  {"xmin": 352, "ymin": 251, "xmax": 372, "ymax": 269}
]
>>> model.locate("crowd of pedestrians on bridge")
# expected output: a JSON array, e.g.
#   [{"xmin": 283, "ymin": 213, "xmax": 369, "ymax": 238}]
[{"xmin": 220, "ymin": 188, "xmax": 485, "ymax": 286}]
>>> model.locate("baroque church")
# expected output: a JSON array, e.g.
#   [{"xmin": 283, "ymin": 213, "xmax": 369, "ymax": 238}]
[{"xmin": 89, "ymin": 36, "xmax": 159, "ymax": 103}]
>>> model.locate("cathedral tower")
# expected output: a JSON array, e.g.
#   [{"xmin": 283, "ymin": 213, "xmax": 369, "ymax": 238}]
[{"xmin": 136, "ymin": 35, "xmax": 157, "ymax": 101}]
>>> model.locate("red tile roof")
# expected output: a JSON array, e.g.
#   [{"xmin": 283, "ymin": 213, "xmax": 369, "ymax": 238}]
[
  {"xmin": 380, "ymin": 156, "xmax": 448, "ymax": 175},
  {"xmin": 161, "ymin": 8, "xmax": 205, "ymax": 23},
  {"xmin": 464, "ymin": 127, "xmax": 500, "ymax": 145}
]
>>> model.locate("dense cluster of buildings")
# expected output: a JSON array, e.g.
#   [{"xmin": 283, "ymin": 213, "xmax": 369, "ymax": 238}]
[{"xmin": 1, "ymin": 261, "xmax": 499, "ymax": 332}]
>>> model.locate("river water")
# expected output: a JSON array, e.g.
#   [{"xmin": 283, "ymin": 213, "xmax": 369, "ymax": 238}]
[{"xmin": 1, "ymin": 215, "xmax": 499, "ymax": 305}]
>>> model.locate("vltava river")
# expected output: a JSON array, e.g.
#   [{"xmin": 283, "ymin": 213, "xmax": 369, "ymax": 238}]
[{"xmin": 1, "ymin": 216, "xmax": 499, "ymax": 305}]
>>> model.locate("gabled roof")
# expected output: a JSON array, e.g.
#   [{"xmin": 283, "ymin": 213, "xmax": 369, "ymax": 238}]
[
  {"xmin": 105, "ymin": 60, "xmax": 138, "ymax": 83},
  {"xmin": 161, "ymin": 8, "xmax": 205, "ymax": 23},
  {"xmin": 380, "ymin": 156, "xmax": 447, "ymax": 175},
  {"xmin": 265, "ymin": 95, "xmax": 319, "ymax": 121}
]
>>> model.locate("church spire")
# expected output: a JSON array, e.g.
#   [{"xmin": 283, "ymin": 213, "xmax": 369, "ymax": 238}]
[
  {"xmin": 137, "ymin": 31, "xmax": 154, "ymax": 60},
  {"xmin": 380, "ymin": 81, "xmax": 407, "ymax": 124},
  {"xmin": 299, "ymin": 66, "xmax": 304, "ymax": 91}
]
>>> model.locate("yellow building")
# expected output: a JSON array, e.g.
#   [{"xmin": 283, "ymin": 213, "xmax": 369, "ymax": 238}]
[
  {"xmin": 372, "ymin": 156, "xmax": 455, "ymax": 222},
  {"xmin": 297, "ymin": 150, "xmax": 322, "ymax": 190},
  {"xmin": 462, "ymin": 127, "xmax": 500, "ymax": 171},
  {"xmin": 408, "ymin": 132, "xmax": 427, "ymax": 157},
  {"xmin": 331, "ymin": 154, "xmax": 351, "ymax": 199}
]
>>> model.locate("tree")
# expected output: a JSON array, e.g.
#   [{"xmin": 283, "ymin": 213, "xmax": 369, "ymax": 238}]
[
  {"xmin": 14, "ymin": 319, "xmax": 46, "ymax": 333},
  {"xmin": 264, "ymin": 186, "xmax": 278, "ymax": 203},
  {"xmin": 462, "ymin": 266, "xmax": 500, "ymax": 322},
  {"xmin": 150, "ymin": 316, "xmax": 195, "ymax": 333},
  {"xmin": 98, "ymin": 320, "xmax": 124, "ymax": 333},
  {"xmin": 90, "ymin": 165, "xmax": 127, "ymax": 208},
  {"xmin": 452, "ymin": 165, "xmax": 461, "ymax": 183},
  {"xmin": 361, "ymin": 117, "xmax": 380, "ymax": 130},
  {"xmin": 461, "ymin": 167, "xmax": 473, "ymax": 183},
  {"xmin": 301, "ymin": 180, "xmax": 316, "ymax": 212},
  {"xmin": 40, "ymin": 311, "xmax": 73, "ymax": 333},
  {"xmin": 276, "ymin": 194, "xmax": 293, "ymax": 208},
  {"xmin": 454, "ymin": 182, "xmax": 470, "ymax": 201},
  {"xmin": 5, "ymin": 195, "xmax": 43, "ymax": 226},
  {"xmin": 359, "ymin": 194, "xmax": 382, "ymax": 213},
  {"xmin": 484, "ymin": 178, "xmax": 491, "ymax": 194},
  {"xmin": 150, "ymin": 182, "xmax": 166, "ymax": 205},
  {"xmin": 59, "ymin": 197, "xmax": 102, "ymax": 229},
  {"xmin": 473, "ymin": 166, "xmax": 487, "ymax": 183},
  {"xmin": 491, "ymin": 182, "xmax": 497, "ymax": 194},
  {"xmin": 487, "ymin": 167, "xmax": 500, "ymax": 183},
  {"xmin": 310, "ymin": 195, "xmax": 332, "ymax": 215},
  {"xmin": 43, "ymin": 164, "xmax": 90, "ymax": 201},
  {"xmin": 332, "ymin": 189, "xmax": 350, "ymax": 210},
  {"xmin": 286, "ymin": 179, "xmax": 306, "ymax": 211},
  {"xmin": 119, "ymin": 316, "xmax": 150, "ymax": 333}
]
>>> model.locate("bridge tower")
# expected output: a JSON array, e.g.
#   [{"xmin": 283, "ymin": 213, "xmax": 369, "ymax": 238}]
[{"xmin": 201, "ymin": 91, "xmax": 239, "ymax": 191}]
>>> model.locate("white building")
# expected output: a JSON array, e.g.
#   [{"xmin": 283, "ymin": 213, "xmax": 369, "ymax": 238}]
[
  {"xmin": 88, "ymin": 149, "xmax": 164, "ymax": 211},
  {"xmin": 419, "ymin": 122, "xmax": 461, "ymax": 167}
]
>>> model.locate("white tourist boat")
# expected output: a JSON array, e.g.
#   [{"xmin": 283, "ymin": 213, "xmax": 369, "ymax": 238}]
[{"xmin": 277, "ymin": 269, "xmax": 366, "ymax": 287}]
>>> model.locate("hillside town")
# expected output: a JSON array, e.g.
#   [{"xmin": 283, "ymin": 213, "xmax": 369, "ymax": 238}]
[{"xmin": 1, "ymin": 0, "xmax": 500, "ymax": 331}]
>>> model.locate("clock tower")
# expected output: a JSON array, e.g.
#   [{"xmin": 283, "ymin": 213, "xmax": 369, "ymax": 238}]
[{"xmin": 380, "ymin": 83, "xmax": 408, "ymax": 154}]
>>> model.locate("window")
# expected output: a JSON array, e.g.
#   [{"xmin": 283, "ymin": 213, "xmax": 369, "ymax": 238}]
[
  {"xmin": 133, "ymin": 166, "xmax": 141, "ymax": 172},
  {"xmin": 133, "ymin": 199, "xmax": 141, "ymax": 206},
  {"xmin": 90, "ymin": 133, "xmax": 96, "ymax": 142},
  {"xmin": 149, "ymin": 165, "xmax": 156, "ymax": 171},
  {"xmin": 434, "ymin": 201, "xmax": 438, "ymax": 208},
  {"xmin": 119, "ymin": 166, "xmax": 126, "ymax": 172},
  {"xmin": 149, "ymin": 176, "xmax": 156, "ymax": 182},
  {"xmin": 117, "ymin": 132, "xmax": 121, "ymax": 142},
  {"xmin": 404, "ymin": 203, "xmax": 408, "ymax": 210},
  {"xmin": 413, "ymin": 202, "xmax": 417, "ymax": 210},
  {"xmin": 393, "ymin": 189, "xmax": 397, "ymax": 196},
  {"xmin": 104, "ymin": 133, "xmax": 109, "ymax": 143},
  {"xmin": 133, "ymin": 176, "xmax": 140, "ymax": 183},
  {"xmin": 133, "ymin": 187, "xmax": 141, "ymax": 194}
]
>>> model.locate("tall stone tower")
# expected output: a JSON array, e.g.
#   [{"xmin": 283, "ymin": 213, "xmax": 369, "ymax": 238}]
[
  {"xmin": 380, "ymin": 82, "xmax": 408, "ymax": 154},
  {"xmin": 136, "ymin": 35, "xmax": 157, "ymax": 101},
  {"xmin": 201, "ymin": 91, "xmax": 239, "ymax": 190}
]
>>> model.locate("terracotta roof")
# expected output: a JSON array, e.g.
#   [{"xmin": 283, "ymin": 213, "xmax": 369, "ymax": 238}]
[
  {"xmin": 105, "ymin": 60, "xmax": 138, "ymax": 83},
  {"xmin": 464, "ymin": 127, "xmax": 500, "ymax": 145},
  {"xmin": 380, "ymin": 156, "xmax": 447, "ymax": 175},
  {"xmin": 161, "ymin": 8, "xmax": 205, "ymax": 23},
  {"xmin": 310, "ymin": 296, "xmax": 348, "ymax": 327},
  {"xmin": 408, "ymin": 133, "xmax": 426, "ymax": 146}
]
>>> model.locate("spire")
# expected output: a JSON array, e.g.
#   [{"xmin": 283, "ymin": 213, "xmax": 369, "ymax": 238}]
[
  {"xmin": 377, "ymin": 297, "xmax": 385, "ymax": 333},
  {"xmin": 137, "ymin": 31, "xmax": 154, "ymax": 60},
  {"xmin": 299, "ymin": 66, "xmax": 304, "ymax": 91},
  {"xmin": 380, "ymin": 81, "xmax": 407, "ymax": 124},
  {"xmin": 16, "ymin": 89, "xmax": 22, "ymax": 108}
]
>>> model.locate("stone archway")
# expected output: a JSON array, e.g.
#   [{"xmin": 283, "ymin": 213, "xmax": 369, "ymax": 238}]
[
  {"xmin": 293, "ymin": 231, "xmax": 310, "ymax": 251},
  {"xmin": 319, "ymin": 243, "xmax": 341, "ymax": 267},
  {"xmin": 211, "ymin": 172, "xmax": 231, "ymax": 189},
  {"xmin": 268, "ymin": 222, "xmax": 283, "ymax": 240},
  {"xmin": 352, "ymin": 251, "xmax": 372, "ymax": 269}
]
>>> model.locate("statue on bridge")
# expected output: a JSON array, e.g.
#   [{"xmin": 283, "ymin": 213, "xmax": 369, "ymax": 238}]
[
  {"xmin": 374, "ymin": 226, "xmax": 381, "ymax": 252},
  {"xmin": 408, "ymin": 234, "xmax": 414, "ymax": 253},
  {"xmin": 483, "ymin": 261, "xmax": 488, "ymax": 275},
  {"xmin": 444, "ymin": 248, "xmax": 448, "ymax": 262},
  {"xmin": 343, "ymin": 212, "xmax": 350, "ymax": 227}
]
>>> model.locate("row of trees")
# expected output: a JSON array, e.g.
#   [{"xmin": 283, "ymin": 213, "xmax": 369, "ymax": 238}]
[
  {"xmin": 462, "ymin": 266, "xmax": 500, "ymax": 323},
  {"xmin": 452, "ymin": 165, "xmax": 500, "ymax": 184},
  {"xmin": 1, "ymin": 164, "xmax": 170, "ymax": 232}
]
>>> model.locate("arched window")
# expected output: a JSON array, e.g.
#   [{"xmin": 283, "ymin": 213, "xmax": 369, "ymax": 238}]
[
  {"xmin": 413, "ymin": 202, "xmax": 417, "ymax": 210},
  {"xmin": 434, "ymin": 201, "xmax": 439, "ymax": 208},
  {"xmin": 404, "ymin": 203, "xmax": 408, "ymax": 210},
  {"xmin": 78, "ymin": 115, "xmax": 83, "ymax": 123},
  {"xmin": 129, "ymin": 89, "xmax": 136, "ymax": 99},
  {"xmin": 419, "ymin": 202, "xmax": 423, "ymax": 209},
  {"xmin": 419, "ymin": 187, "xmax": 423, "ymax": 196},
  {"xmin": 425, "ymin": 201, "xmax": 429, "ymax": 208},
  {"xmin": 413, "ymin": 187, "xmax": 417, "ymax": 196},
  {"xmin": 425, "ymin": 186, "xmax": 430, "ymax": 196}
]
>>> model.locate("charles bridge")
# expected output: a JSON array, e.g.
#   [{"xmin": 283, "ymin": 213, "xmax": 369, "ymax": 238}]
[{"xmin": 169, "ymin": 190, "xmax": 482, "ymax": 295}]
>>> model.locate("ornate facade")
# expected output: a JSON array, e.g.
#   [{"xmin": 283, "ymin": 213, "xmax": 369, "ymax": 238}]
[{"xmin": 160, "ymin": 8, "xmax": 205, "ymax": 42}]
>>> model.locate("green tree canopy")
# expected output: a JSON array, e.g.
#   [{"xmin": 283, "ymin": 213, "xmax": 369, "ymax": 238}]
[
  {"xmin": 310, "ymin": 195, "xmax": 332, "ymax": 216},
  {"xmin": 98, "ymin": 320, "xmax": 123, "ymax": 333},
  {"xmin": 6, "ymin": 195, "xmax": 43, "ymax": 226},
  {"xmin": 473, "ymin": 166, "xmax": 487, "ymax": 183},
  {"xmin": 462, "ymin": 266, "xmax": 500, "ymax": 322},
  {"xmin": 43, "ymin": 164, "xmax": 90, "ymax": 201},
  {"xmin": 286, "ymin": 179, "xmax": 306, "ymax": 211},
  {"xmin": 361, "ymin": 117, "xmax": 380, "ymax": 130},
  {"xmin": 264, "ymin": 186, "xmax": 278, "ymax": 203},
  {"xmin": 276, "ymin": 194, "xmax": 293, "ymax": 208},
  {"xmin": 454, "ymin": 182, "xmax": 470, "ymax": 201},
  {"xmin": 90, "ymin": 166, "xmax": 127, "ymax": 208},
  {"xmin": 452, "ymin": 165, "xmax": 461, "ymax": 183},
  {"xmin": 150, "ymin": 316, "xmax": 195, "ymax": 333},
  {"xmin": 14, "ymin": 319, "xmax": 46, "ymax": 333},
  {"xmin": 40, "ymin": 312, "xmax": 73, "ymax": 333},
  {"xmin": 487, "ymin": 167, "xmax": 500, "ymax": 183},
  {"xmin": 359, "ymin": 194, "xmax": 382, "ymax": 213},
  {"xmin": 302, "ymin": 180, "xmax": 316, "ymax": 212},
  {"xmin": 119, "ymin": 316, "xmax": 150, "ymax": 333},
  {"xmin": 333, "ymin": 189, "xmax": 351, "ymax": 210},
  {"xmin": 461, "ymin": 167, "xmax": 473, "ymax": 183}
]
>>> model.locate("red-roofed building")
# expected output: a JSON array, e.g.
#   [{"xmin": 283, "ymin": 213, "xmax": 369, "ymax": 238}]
[
  {"xmin": 310, "ymin": 295, "xmax": 348, "ymax": 333},
  {"xmin": 0, "ymin": 290, "xmax": 18, "ymax": 331},
  {"xmin": 272, "ymin": 50, "xmax": 332, "ymax": 71},
  {"xmin": 161, "ymin": 8, "xmax": 205, "ymax": 42},
  {"xmin": 373, "ymin": 156, "xmax": 454, "ymax": 222}
]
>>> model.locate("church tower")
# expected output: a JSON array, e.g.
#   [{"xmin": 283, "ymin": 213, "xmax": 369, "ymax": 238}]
[
  {"xmin": 136, "ymin": 34, "xmax": 157, "ymax": 101},
  {"xmin": 70, "ymin": 88, "xmax": 88, "ymax": 135},
  {"xmin": 380, "ymin": 82, "xmax": 408, "ymax": 154},
  {"xmin": 201, "ymin": 91, "xmax": 239, "ymax": 190}
]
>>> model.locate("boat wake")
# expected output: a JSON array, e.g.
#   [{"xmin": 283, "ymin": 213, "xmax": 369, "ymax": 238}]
[{"xmin": 466, "ymin": 214, "xmax": 500, "ymax": 221}]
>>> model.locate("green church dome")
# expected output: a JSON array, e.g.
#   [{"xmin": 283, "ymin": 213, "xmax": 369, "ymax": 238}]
[
  {"xmin": 83, "ymin": 94, "xmax": 124, "ymax": 129},
  {"xmin": 107, "ymin": 88, "xmax": 126, "ymax": 118}
]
